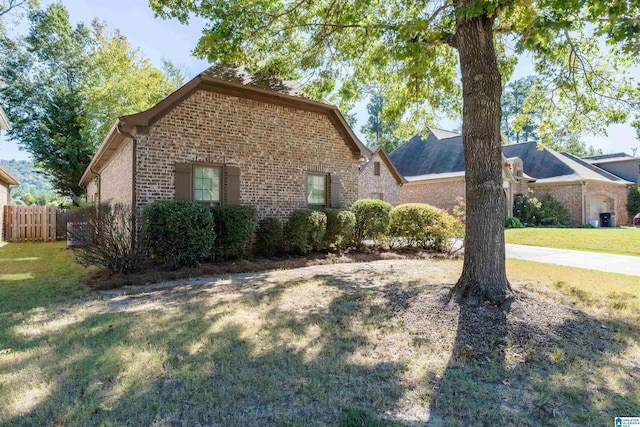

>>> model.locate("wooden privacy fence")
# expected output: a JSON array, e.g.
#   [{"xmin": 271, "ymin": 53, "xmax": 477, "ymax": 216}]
[{"xmin": 3, "ymin": 205, "xmax": 57, "ymax": 242}]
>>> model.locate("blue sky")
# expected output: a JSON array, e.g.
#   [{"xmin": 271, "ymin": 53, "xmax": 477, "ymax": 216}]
[{"xmin": 0, "ymin": 0, "xmax": 638, "ymax": 161}]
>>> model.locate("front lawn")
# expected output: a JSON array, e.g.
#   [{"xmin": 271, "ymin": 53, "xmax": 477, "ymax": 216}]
[
  {"xmin": 0, "ymin": 242, "xmax": 638, "ymax": 425},
  {"xmin": 505, "ymin": 227, "xmax": 640, "ymax": 256}
]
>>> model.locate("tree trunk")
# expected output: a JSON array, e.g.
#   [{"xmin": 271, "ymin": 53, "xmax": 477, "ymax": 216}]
[{"xmin": 450, "ymin": 4, "xmax": 511, "ymax": 304}]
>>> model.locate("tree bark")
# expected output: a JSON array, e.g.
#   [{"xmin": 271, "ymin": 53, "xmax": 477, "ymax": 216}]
[{"xmin": 450, "ymin": 4, "xmax": 511, "ymax": 304}]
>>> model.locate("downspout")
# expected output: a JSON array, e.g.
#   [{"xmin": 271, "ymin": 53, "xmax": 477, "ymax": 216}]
[
  {"xmin": 116, "ymin": 123, "xmax": 138, "ymax": 251},
  {"xmin": 89, "ymin": 167, "xmax": 101, "ymax": 203},
  {"xmin": 581, "ymin": 181, "xmax": 587, "ymax": 225}
]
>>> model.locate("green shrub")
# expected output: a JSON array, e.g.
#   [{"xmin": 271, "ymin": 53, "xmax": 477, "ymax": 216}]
[
  {"xmin": 352, "ymin": 199, "xmax": 392, "ymax": 245},
  {"xmin": 141, "ymin": 200, "xmax": 215, "ymax": 269},
  {"xmin": 323, "ymin": 208, "xmax": 356, "ymax": 252},
  {"xmin": 284, "ymin": 209, "xmax": 327, "ymax": 254},
  {"xmin": 254, "ymin": 217, "xmax": 284, "ymax": 256},
  {"xmin": 389, "ymin": 203, "xmax": 464, "ymax": 251},
  {"xmin": 211, "ymin": 205, "xmax": 257, "ymax": 259},
  {"xmin": 627, "ymin": 186, "xmax": 640, "ymax": 218},
  {"xmin": 505, "ymin": 216, "xmax": 524, "ymax": 229},
  {"xmin": 513, "ymin": 192, "xmax": 571, "ymax": 227}
]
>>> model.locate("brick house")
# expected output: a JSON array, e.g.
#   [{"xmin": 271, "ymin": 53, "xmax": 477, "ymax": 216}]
[
  {"xmin": 391, "ymin": 130, "xmax": 518, "ymax": 216},
  {"xmin": 390, "ymin": 131, "xmax": 634, "ymax": 225},
  {"xmin": 79, "ymin": 66, "xmax": 371, "ymax": 220},
  {"xmin": 0, "ymin": 165, "xmax": 19, "ymax": 241},
  {"xmin": 358, "ymin": 146, "xmax": 406, "ymax": 205}
]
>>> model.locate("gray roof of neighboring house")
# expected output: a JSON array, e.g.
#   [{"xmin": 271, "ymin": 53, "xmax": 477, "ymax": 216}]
[
  {"xmin": 389, "ymin": 132, "xmax": 465, "ymax": 177},
  {"xmin": 584, "ymin": 152, "xmax": 634, "ymax": 161},
  {"xmin": 582, "ymin": 152, "xmax": 639, "ymax": 165},
  {"xmin": 390, "ymin": 131, "xmax": 632, "ymax": 185},
  {"xmin": 0, "ymin": 105, "xmax": 11, "ymax": 131}
]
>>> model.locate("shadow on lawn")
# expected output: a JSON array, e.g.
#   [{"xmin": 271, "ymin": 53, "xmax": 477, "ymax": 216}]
[
  {"xmin": 428, "ymin": 293, "xmax": 640, "ymax": 425},
  {"xmin": 3, "ymin": 267, "xmax": 410, "ymax": 426},
  {"xmin": 2, "ymin": 265, "xmax": 639, "ymax": 426}
]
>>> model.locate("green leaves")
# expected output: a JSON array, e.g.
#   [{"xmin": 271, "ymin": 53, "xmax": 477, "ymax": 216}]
[{"xmin": 0, "ymin": 4, "xmax": 182, "ymax": 202}]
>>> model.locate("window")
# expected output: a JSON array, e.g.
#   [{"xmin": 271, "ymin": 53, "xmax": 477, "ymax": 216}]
[
  {"xmin": 193, "ymin": 165, "xmax": 221, "ymax": 204},
  {"xmin": 307, "ymin": 174, "xmax": 327, "ymax": 208},
  {"xmin": 371, "ymin": 192, "xmax": 383, "ymax": 200},
  {"xmin": 374, "ymin": 161, "xmax": 381, "ymax": 176}
]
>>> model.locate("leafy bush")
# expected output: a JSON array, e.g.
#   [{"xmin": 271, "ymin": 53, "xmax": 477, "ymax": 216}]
[
  {"xmin": 351, "ymin": 199, "xmax": 392, "ymax": 245},
  {"xmin": 323, "ymin": 208, "xmax": 356, "ymax": 252},
  {"xmin": 505, "ymin": 216, "xmax": 524, "ymax": 229},
  {"xmin": 513, "ymin": 192, "xmax": 571, "ymax": 227},
  {"xmin": 627, "ymin": 186, "xmax": 640, "ymax": 218},
  {"xmin": 69, "ymin": 203, "xmax": 144, "ymax": 274},
  {"xmin": 211, "ymin": 205, "xmax": 257, "ymax": 259},
  {"xmin": 389, "ymin": 203, "xmax": 464, "ymax": 251},
  {"xmin": 284, "ymin": 209, "xmax": 327, "ymax": 254},
  {"xmin": 142, "ymin": 200, "xmax": 215, "ymax": 269},
  {"xmin": 254, "ymin": 217, "xmax": 284, "ymax": 256}
]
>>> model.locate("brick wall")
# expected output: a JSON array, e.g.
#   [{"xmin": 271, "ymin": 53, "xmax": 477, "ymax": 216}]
[
  {"xmin": 530, "ymin": 184, "xmax": 583, "ymax": 225},
  {"xmin": 400, "ymin": 178, "xmax": 466, "ymax": 214},
  {"xmin": 97, "ymin": 139, "xmax": 133, "ymax": 206},
  {"xmin": 133, "ymin": 90, "xmax": 360, "ymax": 220},
  {"xmin": 584, "ymin": 182, "xmax": 629, "ymax": 225},
  {"xmin": 358, "ymin": 152, "xmax": 401, "ymax": 205},
  {"xmin": 0, "ymin": 182, "xmax": 8, "ymax": 240}
]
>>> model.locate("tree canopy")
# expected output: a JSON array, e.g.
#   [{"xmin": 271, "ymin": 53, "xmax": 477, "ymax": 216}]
[
  {"xmin": 149, "ymin": 0, "xmax": 639, "ymax": 302},
  {"xmin": 361, "ymin": 91, "xmax": 403, "ymax": 153},
  {"xmin": 0, "ymin": 3, "xmax": 181, "ymax": 202}
]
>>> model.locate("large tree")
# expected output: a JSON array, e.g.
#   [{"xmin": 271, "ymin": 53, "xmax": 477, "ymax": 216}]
[
  {"xmin": 0, "ymin": 4, "xmax": 178, "ymax": 203},
  {"xmin": 361, "ymin": 92, "xmax": 403, "ymax": 152},
  {"xmin": 501, "ymin": 76, "xmax": 538, "ymax": 144},
  {"xmin": 150, "ymin": 0, "xmax": 640, "ymax": 303}
]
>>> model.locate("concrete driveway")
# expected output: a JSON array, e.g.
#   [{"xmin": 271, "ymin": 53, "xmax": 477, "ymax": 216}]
[{"xmin": 506, "ymin": 243, "xmax": 640, "ymax": 277}]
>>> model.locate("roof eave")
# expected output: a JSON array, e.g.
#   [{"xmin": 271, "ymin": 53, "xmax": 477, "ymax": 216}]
[{"xmin": 0, "ymin": 165, "xmax": 19, "ymax": 186}]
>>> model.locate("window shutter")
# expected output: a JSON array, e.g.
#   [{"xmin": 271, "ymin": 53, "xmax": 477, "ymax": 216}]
[
  {"xmin": 175, "ymin": 163, "xmax": 192, "ymax": 200},
  {"xmin": 330, "ymin": 174, "xmax": 341, "ymax": 208},
  {"xmin": 225, "ymin": 166, "xmax": 241, "ymax": 205}
]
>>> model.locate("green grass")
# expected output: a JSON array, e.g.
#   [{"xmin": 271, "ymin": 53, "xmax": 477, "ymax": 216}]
[
  {"xmin": 505, "ymin": 227, "xmax": 640, "ymax": 256},
  {"xmin": 0, "ymin": 242, "xmax": 638, "ymax": 425}
]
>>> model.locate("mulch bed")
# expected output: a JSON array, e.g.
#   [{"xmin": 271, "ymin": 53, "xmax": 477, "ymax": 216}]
[{"xmin": 85, "ymin": 248, "xmax": 457, "ymax": 290}]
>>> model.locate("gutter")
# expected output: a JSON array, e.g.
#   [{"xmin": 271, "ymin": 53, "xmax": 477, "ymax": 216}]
[{"xmin": 581, "ymin": 180, "xmax": 587, "ymax": 224}]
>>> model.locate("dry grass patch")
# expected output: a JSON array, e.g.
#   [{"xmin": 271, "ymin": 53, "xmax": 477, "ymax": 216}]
[{"xmin": 1, "ymin": 245, "xmax": 639, "ymax": 425}]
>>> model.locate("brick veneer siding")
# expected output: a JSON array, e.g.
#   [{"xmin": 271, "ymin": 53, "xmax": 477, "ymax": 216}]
[
  {"xmin": 133, "ymin": 90, "xmax": 360, "ymax": 220},
  {"xmin": 584, "ymin": 182, "xmax": 629, "ymax": 225},
  {"xmin": 96, "ymin": 139, "xmax": 134, "ymax": 205},
  {"xmin": 529, "ymin": 184, "xmax": 583, "ymax": 225},
  {"xmin": 358, "ymin": 152, "xmax": 401, "ymax": 205},
  {"xmin": 0, "ymin": 182, "xmax": 8, "ymax": 240},
  {"xmin": 400, "ymin": 178, "xmax": 466, "ymax": 214}
]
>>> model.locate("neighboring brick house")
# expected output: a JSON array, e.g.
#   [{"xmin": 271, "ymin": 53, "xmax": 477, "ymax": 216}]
[
  {"xmin": 390, "ymin": 131, "xmax": 634, "ymax": 225},
  {"xmin": 0, "ymin": 165, "xmax": 19, "ymax": 241},
  {"xmin": 358, "ymin": 146, "xmax": 405, "ymax": 205},
  {"xmin": 390, "ymin": 130, "xmax": 518, "ymax": 216},
  {"xmin": 79, "ymin": 66, "xmax": 370, "ymax": 220}
]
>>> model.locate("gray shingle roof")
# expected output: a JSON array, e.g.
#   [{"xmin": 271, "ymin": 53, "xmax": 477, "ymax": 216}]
[
  {"xmin": 390, "ymin": 131, "xmax": 632, "ymax": 185},
  {"xmin": 583, "ymin": 152, "xmax": 633, "ymax": 161}
]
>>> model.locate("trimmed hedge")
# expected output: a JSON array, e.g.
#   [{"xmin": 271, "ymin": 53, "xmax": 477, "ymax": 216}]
[
  {"xmin": 254, "ymin": 217, "xmax": 284, "ymax": 256},
  {"xmin": 142, "ymin": 200, "xmax": 215, "ymax": 269},
  {"xmin": 352, "ymin": 199, "xmax": 392, "ymax": 245},
  {"xmin": 323, "ymin": 208, "xmax": 356, "ymax": 252},
  {"xmin": 389, "ymin": 203, "xmax": 464, "ymax": 251},
  {"xmin": 284, "ymin": 209, "xmax": 327, "ymax": 254},
  {"xmin": 211, "ymin": 205, "xmax": 257, "ymax": 259},
  {"xmin": 513, "ymin": 193, "xmax": 571, "ymax": 226},
  {"xmin": 505, "ymin": 216, "xmax": 524, "ymax": 229},
  {"xmin": 627, "ymin": 186, "xmax": 640, "ymax": 219}
]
